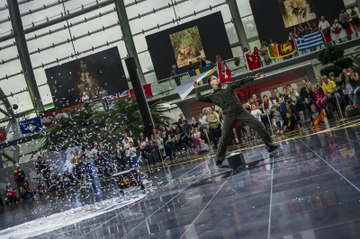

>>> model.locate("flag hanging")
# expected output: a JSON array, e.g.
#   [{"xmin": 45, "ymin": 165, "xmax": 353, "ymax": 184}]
[
  {"xmin": 176, "ymin": 69, "xmax": 213, "ymax": 100},
  {"xmin": 129, "ymin": 84, "xmax": 153, "ymax": 98},
  {"xmin": 188, "ymin": 65, "xmax": 217, "ymax": 85},
  {"xmin": 0, "ymin": 126, "xmax": 6, "ymax": 142},
  {"xmin": 267, "ymin": 40, "xmax": 297, "ymax": 59},
  {"xmin": 296, "ymin": 32, "xmax": 324, "ymax": 51},
  {"xmin": 245, "ymin": 51, "xmax": 262, "ymax": 71},
  {"xmin": 217, "ymin": 61, "xmax": 232, "ymax": 83},
  {"xmin": 19, "ymin": 117, "xmax": 42, "ymax": 134}
]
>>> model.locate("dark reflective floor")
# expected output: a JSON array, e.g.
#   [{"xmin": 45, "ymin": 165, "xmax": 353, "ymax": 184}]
[{"xmin": 2, "ymin": 121, "xmax": 360, "ymax": 239}]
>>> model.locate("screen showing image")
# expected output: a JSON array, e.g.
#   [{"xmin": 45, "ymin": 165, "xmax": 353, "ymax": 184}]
[
  {"xmin": 169, "ymin": 26, "xmax": 206, "ymax": 68},
  {"xmin": 279, "ymin": 0, "xmax": 317, "ymax": 28},
  {"xmin": 46, "ymin": 47, "xmax": 128, "ymax": 109},
  {"xmin": 146, "ymin": 12, "xmax": 232, "ymax": 80}
]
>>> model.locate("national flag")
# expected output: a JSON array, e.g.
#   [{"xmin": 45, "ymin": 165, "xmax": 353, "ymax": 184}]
[
  {"xmin": 129, "ymin": 84, "xmax": 153, "ymax": 98},
  {"xmin": 296, "ymin": 32, "xmax": 324, "ymax": 51},
  {"xmin": 245, "ymin": 51, "xmax": 262, "ymax": 71},
  {"xmin": 19, "ymin": 117, "xmax": 42, "ymax": 134},
  {"xmin": 267, "ymin": 40, "xmax": 297, "ymax": 59},
  {"xmin": 40, "ymin": 109, "xmax": 66, "ymax": 128},
  {"xmin": 0, "ymin": 127, "xmax": 6, "ymax": 142},
  {"xmin": 217, "ymin": 61, "xmax": 232, "ymax": 83},
  {"xmin": 176, "ymin": 69, "xmax": 213, "ymax": 100},
  {"xmin": 188, "ymin": 65, "xmax": 217, "ymax": 84}
]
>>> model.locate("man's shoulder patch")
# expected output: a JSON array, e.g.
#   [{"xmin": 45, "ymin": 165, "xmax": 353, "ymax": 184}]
[{"xmin": 221, "ymin": 84, "xmax": 229, "ymax": 90}]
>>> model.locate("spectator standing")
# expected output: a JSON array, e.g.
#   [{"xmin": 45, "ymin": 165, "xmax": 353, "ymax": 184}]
[
  {"xmin": 350, "ymin": 6, "xmax": 360, "ymax": 36},
  {"xmin": 171, "ymin": 64, "xmax": 181, "ymax": 86},
  {"xmin": 318, "ymin": 16, "xmax": 332, "ymax": 43}
]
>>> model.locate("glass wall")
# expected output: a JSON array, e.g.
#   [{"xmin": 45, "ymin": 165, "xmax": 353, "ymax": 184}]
[{"xmin": 4, "ymin": 0, "xmax": 356, "ymax": 117}]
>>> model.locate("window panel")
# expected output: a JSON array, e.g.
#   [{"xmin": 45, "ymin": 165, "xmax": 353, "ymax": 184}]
[
  {"xmin": 343, "ymin": 0, "xmax": 356, "ymax": 6},
  {"xmin": 133, "ymin": 34, "xmax": 148, "ymax": 53},
  {"xmin": 125, "ymin": 0, "xmax": 173, "ymax": 20},
  {"xmin": 30, "ymin": 43, "xmax": 74, "ymax": 67},
  {"xmin": 38, "ymin": 84, "xmax": 53, "ymax": 105},
  {"xmin": 236, "ymin": 0, "xmax": 252, "ymax": 16},
  {"xmin": 26, "ymin": 23, "xmax": 71, "ymax": 54},
  {"xmin": 0, "ymin": 59, "xmax": 22, "ymax": 79},
  {"xmin": 174, "ymin": 0, "xmax": 228, "ymax": 21},
  {"xmin": 21, "ymin": 4, "xmax": 64, "ymax": 28},
  {"xmin": 7, "ymin": 91, "xmax": 33, "ymax": 113},
  {"xmin": 0, "ymin": 74, "xmax": 27, "ymax": 96},
  {"xmin": 69, "ymin": 10, "xmax": 119, "ymax": 37},
  {"xmin": 242, "ymin": 15, "xmax": 258, "ymax": 40},
  {"xmin": 0, "ymin": 44, "xmax": 18, "ymax": 66},
  {"xmin": 72, "ymin": 27, "xmax": 122, "ymax": 52},
  {"xmin": 64, "ymin": 0, "xmax": 107, "ymax": 12},
  {"xmin": 225, "ymin": 22, "xmax": 239, "ymax": 44},
  {"xmin": 33, "ymin": 68, "xmax": 48, "ymax": 85},
  {"xmin": 138, "ymin": 51, "xmax": 154, "ymax": 73},
  {"xmin": 0, "ymin": 19, "xmax": 12, "ymax": 36},
  {"xmin": 19, "ymin": 0, "xmax": 59, "ymax": 13},
  {"xmin": 129, "ymin": 8, "xmax": 176, "ymax": 34}
]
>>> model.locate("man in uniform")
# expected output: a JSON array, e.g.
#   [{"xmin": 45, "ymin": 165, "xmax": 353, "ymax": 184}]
[{"xmin": 194, "ymin": 74, "xmax": 279, "ymax": 166}]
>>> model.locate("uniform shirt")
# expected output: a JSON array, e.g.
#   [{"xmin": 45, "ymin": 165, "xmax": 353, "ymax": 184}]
[{"xmin": 195, "ymin": 77, "xmax": 254, "ymax": 115}]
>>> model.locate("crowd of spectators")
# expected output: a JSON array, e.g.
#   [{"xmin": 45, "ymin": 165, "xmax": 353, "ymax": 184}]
[{"xmin": 247, "ymin": 7, "xmax": 360, "ymax": 68}]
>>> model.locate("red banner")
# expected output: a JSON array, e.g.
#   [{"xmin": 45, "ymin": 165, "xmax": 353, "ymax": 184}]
[
  {"xmin": 129, "ymin": 84, "xmax": 153, "ymax": 98},
  {"xmin": 245, "ymin": 51, "xmax": 262, "ymax": 71},
  {"xmin": 0, "ymin": 127, "xmax": 6, "ymax": 142}
]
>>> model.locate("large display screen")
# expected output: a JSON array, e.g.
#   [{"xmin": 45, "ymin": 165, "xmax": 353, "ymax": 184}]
[
  {"xmin": 146, "ymin": 12, "xmax": 232, "ymax": 80},
  {"xmin": 250, "ymin": 0, "xmax": 345, "ymax": 42},
  {"xmin": 169, "ymin": 26, "xmax": 206, "ymax": 68},
  {"xmin": 45, "ymin": 47, "xmax": 128, "ymax": 109},
  {"xmin": 279, "ymin": 0, "xmax": 317, "ymax": 28}
]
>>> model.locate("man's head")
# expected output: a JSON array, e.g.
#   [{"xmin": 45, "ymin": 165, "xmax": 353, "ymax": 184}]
[
  {"xmin": 251, "ymin": 104, "xmax": 257, "ymax": 110},
  {"xmin": 322, "ymin": 75, "xmax": 329, "ymax": 83},
  {"xmin": 252, "ymin": 94, "xmax": 257, "ymax": 100},
  {"xmin": 302, "ymin": 79, "xmax": 308, "ymax": 85},
  {"xmin": 320, "ymin": 16, "xmax": 325, "ymax": 21},
  {"xmin": 208, "ymin": 75, "xmax": 220, "ymax": 90},
  {"xmin": 328, "ymin": 72, "xmax": 336, "ymax": 80},
  {"xmin": 273, "ymin": 88, "xmax": 279, "ymax": 94},
  {"xmin": 310, "ymin": 103, "xmax": 317, "ymax": 112},
  {"xmin": 172, "ymin": 64, "xmax": 177, "ymax": 69},
  {"xmin": 286, "ymin": 111, "xmax": 292, "ymax": 118},
  {"xmin": 179, "ymin": 112, "xmax": 184, "ymax": 119}
]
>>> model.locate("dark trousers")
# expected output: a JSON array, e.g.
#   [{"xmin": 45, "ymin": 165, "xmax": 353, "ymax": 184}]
[{"xmin": 217, "ymin": 110, "xmax": 273, "ymax": 160}]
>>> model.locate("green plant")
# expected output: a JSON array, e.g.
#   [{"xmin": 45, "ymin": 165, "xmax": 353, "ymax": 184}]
[
  {"xmin": 40, "ymin": 99, "xmax": 170, "ymax": 153},
  {"xmin": 318, "ymin": 45, "xmax": 344, "ymax": 65},
  {"xmin": 317, "ymin": 45, "xmax": 356, "ymax": 74},
  {"xmin": 320, "ymin": 65, "xmax": 341, "ymax": 77}
]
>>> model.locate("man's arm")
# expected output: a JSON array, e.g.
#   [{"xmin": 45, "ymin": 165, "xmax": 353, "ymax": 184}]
[
  {"xmin": 229, "ymin": 73, "xmax": 261, "ymax": 89},
  {"xmin": 194, "ymin": 82, "xmax": 212, "ymax": 103}
]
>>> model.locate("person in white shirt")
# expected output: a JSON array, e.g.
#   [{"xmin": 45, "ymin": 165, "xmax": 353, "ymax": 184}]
[
  {"xmin": 121, "ymin": 132, "xmax": 133, "ymax": 145},
  {"xmin": 81, "ymin": 92, "xmax": 90, "ymax": 107},
  {"xmin": 331, "ymin": 19, "xmax": 347, "ymax": 43},
  {"xmin": 318, "ymin": 16, "xmax": 332, "ymax": 42},
  {"xmin": 251, "ymin": 104, "xmax": 263, "ymax": 122}
]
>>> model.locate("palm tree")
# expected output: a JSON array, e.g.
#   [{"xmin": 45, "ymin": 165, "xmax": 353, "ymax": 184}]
[{"xmin": 40, "ymin": 98, "xmax": 170, "ymax": 153}]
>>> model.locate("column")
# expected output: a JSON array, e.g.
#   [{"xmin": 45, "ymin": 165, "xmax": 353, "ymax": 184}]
[
  {"xmin": 227, "ymin": 0, "xmax": 250, "ymax": 50},
  {"xmin": 114, "ymin": 0, "xmax": 146, "ymax": 85},
  {"xmin": 7, "ymin": 0, "xmax": 44, "ymax": 112}
]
